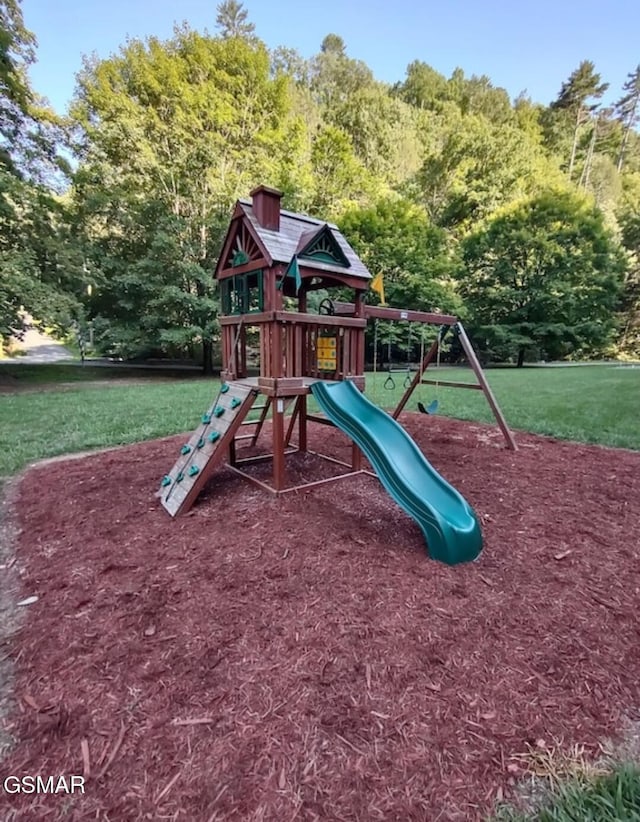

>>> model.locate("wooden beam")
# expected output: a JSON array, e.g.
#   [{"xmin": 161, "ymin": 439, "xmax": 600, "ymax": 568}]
[
  {"xmin": 332, "ymin": 302, "xmax": 458, "ymax": 325},
  {"xmin": 420, "ymin": 379, "xmax": 483, "ymax": 390},
  {"xmin": 274, "ymin": 311, "xmax": 366, "ymax": 329},
  {"xmin": 217, "ymin": 257, "xmax": 270, "ymax": 280},
  {"xmin": 277, "ymin": 470, "xmax": 365, "ymax": 495},
  {"xmin": 306, "ymin": 413, "xmax": 335, "ymax": 427},
  {"xmin": 365, "ymin": 306, "xmax": 457, "ymax": 324},
  {"xmin": 220, "ymin": 312, "xmax": 275, "ymax": 326},
  {"xmin": 306, "ymin": 449, "xmax": 353, "ymax": 469},
  {"xmin": 225, "ymin": 464, "xmax": 278, "ymax": 495},
  {"xmin": 233, "ymin": 449, "xmax": 297, "ymax": 467}
]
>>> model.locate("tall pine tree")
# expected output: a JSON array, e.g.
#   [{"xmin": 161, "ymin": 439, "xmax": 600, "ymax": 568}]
[
  {"xmin": 551, "ymin": 60, "xmax": 608, "ymax": 179},
  {"xmin": 615, "ymin": 65, "xmax": 640, "ymax": 172}
]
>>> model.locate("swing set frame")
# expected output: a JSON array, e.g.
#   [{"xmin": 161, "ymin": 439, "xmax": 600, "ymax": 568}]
[{"xmin": 334, "ymin": 302, "xmax": 517, "ymax": 451}]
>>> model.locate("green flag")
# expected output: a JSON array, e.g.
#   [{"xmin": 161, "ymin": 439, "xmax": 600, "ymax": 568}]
[{"xmin": 286, "ymin": 254, "xmax": 302, "ymax": 294}]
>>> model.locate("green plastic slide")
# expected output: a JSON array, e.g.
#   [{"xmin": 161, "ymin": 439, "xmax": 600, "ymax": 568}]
[{"xmin": 310, "ymin": 380, "xmax": 482, "ymax": 564}]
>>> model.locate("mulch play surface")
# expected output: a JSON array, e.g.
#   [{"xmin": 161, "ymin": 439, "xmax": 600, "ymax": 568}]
[{"xmin": 1, "ymin": 415, "xmax": 639, "ymax": 821}]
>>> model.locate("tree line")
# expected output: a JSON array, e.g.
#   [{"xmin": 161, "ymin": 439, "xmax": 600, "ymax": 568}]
[{"xmin": 1, "ymin": 0, "xmax": 639, "ymax": 367}]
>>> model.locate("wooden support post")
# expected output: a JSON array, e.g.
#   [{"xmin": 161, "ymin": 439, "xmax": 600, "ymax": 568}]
[
  {"xmin": 272, "ymin": 320, "xmax": 283, "ymax": 379},
  {"xmin": 298, "ymin": 395, "xmax": 308, "ymax": 452},
  {"xmin": 285, "ymin": 397, "xmax": 301, "ymax": 448},
  {"xmin": 272, "ymin": 396, "xmax": 286, "ymax": 491},
  {"xmin": 239, "ymin": 325, "xmax": 247, "ymax": 378},
  {"xmin": 455, "ymin": 322, "xmax": 517, "ymax": 451},
  {"xmin": 250, "ymin": 396, "xmax": 271, "ymax": 447}
]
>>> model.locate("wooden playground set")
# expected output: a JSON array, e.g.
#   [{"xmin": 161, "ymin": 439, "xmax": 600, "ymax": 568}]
[{"xmin": 159, "ymin": 185, "xmax": 517, "ymax": 562}]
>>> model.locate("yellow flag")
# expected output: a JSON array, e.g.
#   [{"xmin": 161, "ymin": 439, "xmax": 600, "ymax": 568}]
[{"xmin": 370, "ymin": 271, "xmax": 386, "ymax": 305}]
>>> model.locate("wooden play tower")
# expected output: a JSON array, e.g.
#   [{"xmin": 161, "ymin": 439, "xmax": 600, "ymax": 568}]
[{"xmin": 159, "ymin": 185, "xmax": 515, "ymax": 517}]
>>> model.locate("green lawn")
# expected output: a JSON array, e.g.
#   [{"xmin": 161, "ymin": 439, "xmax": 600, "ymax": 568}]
[
  {"xmin": 0, "ymin": 362, "xmax": 200, "ymax": 384},
  {"xmin": 493, "ymin": 762, "xmax": 640, "ymax": 821},
  {"xmin": 0, "ymin": 363, "xmax": 639, "ymax": 479},
  {"xmin": 366, "ymin": 364, "xmax": 640, "ymax": 450}
]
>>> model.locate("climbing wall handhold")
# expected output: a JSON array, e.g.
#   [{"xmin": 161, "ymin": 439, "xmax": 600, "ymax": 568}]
[
  {"xmin": 196, "ymin": 437, "xmax": 205, "ymax": 449},
  {"xmin": 176, "ymin": 471, "xmax": 184, "ymax": 483},
  {"xmin": 161, "ymin": 475, "xmax": 172, "ymax": 487},
  {"xmin": 188, "ymin": 465, "xmax": 199, "ymax": 477},
  {"xmin": 208, "ymin": 431, "xmax": 221, "ymax": 443},
  {"xmin": 180, "ymin": 444, "xmax": 192, "ymax": 455},
  {"xmin": 220, "ymin": 383, "xmax": 230, "ymax": 394},
  {"xmin": 202, "ymin": 413, "xmax": 211, "ymax": 425},
  {"xmin": 230, "ymin": 397, "xmax": 241, "ymax": 409},
  {"xmin": 214, "ymin": 406, "xmax": 225, "ymax": 418}
]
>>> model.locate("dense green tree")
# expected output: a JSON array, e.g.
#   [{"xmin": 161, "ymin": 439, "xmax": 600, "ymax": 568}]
[
  {"xmin": 415, "ymin": 109, "xmax": 565, "ymax": 230},
  {"xmin": 0, "ymin": 0, "xmax": 33, "ymax": 155},
  {"xmin": 513, "ymin": 94, "xmax": 545, "ymax": 144},
  {"xmin": 71, "ymin": 26, "xmax": 304, "ymax": 368},
  {"xmin": 270, "ymin": 45, "xmax": 309, "ymax": 85},
  {"xmin": 328, "ymin": 83, "xmax": 422, "ymax": 183},
  {"xmin": 309, "ymin": 34, "xmax": 373, "ymax": 111},
  {"xmin": 457, "ymin": 73, "xmax": 513, "ymax": 125},
  {"xmin": 616, "ymin": 174, "xmax": 640, "ymax": 356},
  {"xmin": 395, "ymin": 62, "xmax": 513, "ymax": 125},
  {"xmin": 340, "ymin": 197, "xmax": 465, "ymax": 362},
  {"xmin": 308, "ymin": 125, "xmax": 378, "ymax": 216},
  {"xmin": 3, "ymin": 3, "xmax": 635, "ymax": 367},
  {"xmin": 340, "ymin": 198, "xmax": 463, "ymax": 313},
  {"xmin": 394, "ymin": 61, "xmax": 449, "ymax": 111},
  {"xmin": 460, "ymin": 191, "xmax": 625, "ymax": 365},
  {"xmin": 0, "ymin": 0, "xmax": 80, "ymax": 346}
]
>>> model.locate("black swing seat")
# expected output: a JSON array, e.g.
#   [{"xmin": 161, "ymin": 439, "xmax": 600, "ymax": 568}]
[{"xmin": 418, "ymin": 399, "xmax": 439, "ymax": 415}]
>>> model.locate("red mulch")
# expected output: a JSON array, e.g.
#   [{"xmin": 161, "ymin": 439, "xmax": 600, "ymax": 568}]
[{"xmin": 1, "ymin": 416, "xmax": 639, "ymax": 821}]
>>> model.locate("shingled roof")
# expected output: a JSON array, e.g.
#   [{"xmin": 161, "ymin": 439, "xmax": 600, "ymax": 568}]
[{"xmin": 237, "ymin": 199, "xmax": 372, "ymax": 281}]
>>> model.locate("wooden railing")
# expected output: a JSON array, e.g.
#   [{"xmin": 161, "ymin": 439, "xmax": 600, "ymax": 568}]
[{"xmin": 220, "ymin": 311, "xmax": 366, "ymax": 381}]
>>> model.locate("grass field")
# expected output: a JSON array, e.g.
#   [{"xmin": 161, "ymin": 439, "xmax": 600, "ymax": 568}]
[
  {"xmin": 493, "ymin": 762, "xmax": 640, "ymax": 821},
  {"xmin": 1, "ymin": 363, "xmax": 639, "ymax": 479}
]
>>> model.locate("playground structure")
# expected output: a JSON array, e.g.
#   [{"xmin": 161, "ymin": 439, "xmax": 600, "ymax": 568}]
[{"xmin": 159, "ymin": 185, "xmax": 517, "ymax": 563}]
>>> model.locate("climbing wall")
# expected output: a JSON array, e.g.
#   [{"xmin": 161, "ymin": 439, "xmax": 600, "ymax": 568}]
[{"xmin": 159, "ymin": 381, "xmax": 258, "ymax": 517}]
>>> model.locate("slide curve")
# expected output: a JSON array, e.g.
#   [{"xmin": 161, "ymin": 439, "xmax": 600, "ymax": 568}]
[{"xmin": 310, "ymin": 380, "xmax": 482, "ymax": 564}]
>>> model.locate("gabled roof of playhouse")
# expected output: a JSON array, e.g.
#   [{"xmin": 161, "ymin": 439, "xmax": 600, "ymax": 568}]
[{"xmin": 232, "ymin": 199, "xmax": 372, "ymax": 281}]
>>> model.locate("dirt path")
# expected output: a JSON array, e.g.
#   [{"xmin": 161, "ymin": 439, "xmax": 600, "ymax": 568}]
[{"xmin": 8, "ymin": 324, "xmax": 73, "ymax": 364}]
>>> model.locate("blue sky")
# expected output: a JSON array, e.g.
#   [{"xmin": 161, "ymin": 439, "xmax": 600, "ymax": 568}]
[{"xmin": 23, "ymin": 0, "xmax": 639, "ymax": 114}]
